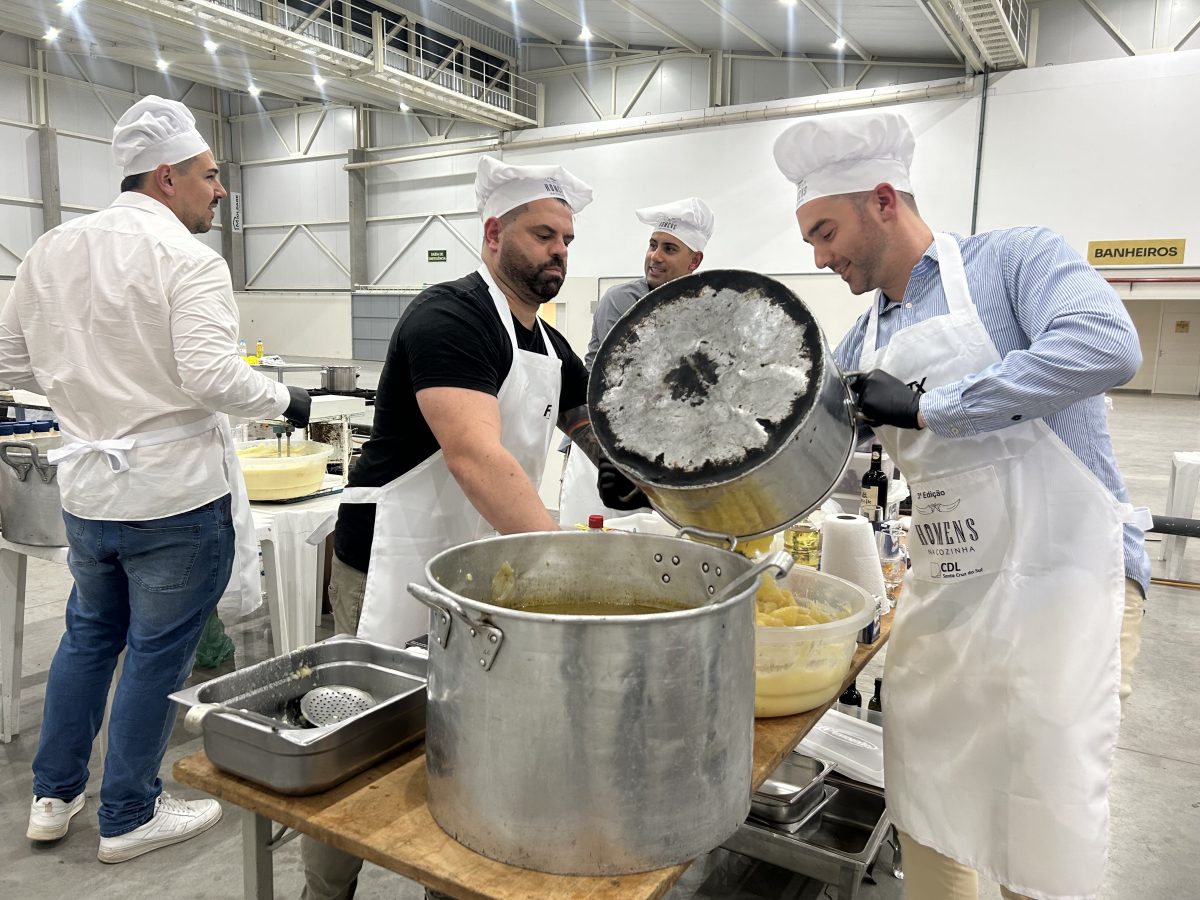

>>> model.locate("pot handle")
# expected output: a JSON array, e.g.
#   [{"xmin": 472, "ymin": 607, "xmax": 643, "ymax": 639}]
[
  {"xmin": 711, "ymin": 550, "xmax": 794, "ymax": 605},
  {"xmin": 407, "ymin": 583, "xmax": 504, "ymax": 671},
  {"xmin": 676, "ymin": 524, "xmax": 742, "ymax": 551},
  {"xmin": 0, "ymin": 442, "xmax": 34, "ymax": 482}
]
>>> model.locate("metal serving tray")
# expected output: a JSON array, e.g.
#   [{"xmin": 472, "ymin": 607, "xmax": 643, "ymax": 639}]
[
  {"xmin": 724, "ymin": 775, "xmax": 892, "ymax": 900},
  {"xmin": 750, "ymin": 753, "xmax": 833, "ymax": 824},
  {"xmin": 171, "ymin": 635, "xmax": 427, "ymax": 795}
]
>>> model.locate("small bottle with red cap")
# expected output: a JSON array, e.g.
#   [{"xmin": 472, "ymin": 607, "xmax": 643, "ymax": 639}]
[{"xmin": 587, "ymin": 515, "xmax": 605, "ymax": 531}]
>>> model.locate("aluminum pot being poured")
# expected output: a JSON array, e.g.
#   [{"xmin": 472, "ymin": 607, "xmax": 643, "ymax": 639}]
[{"xmin": 589, "ymin": 269, "xmax": 857, "ymax": 541}]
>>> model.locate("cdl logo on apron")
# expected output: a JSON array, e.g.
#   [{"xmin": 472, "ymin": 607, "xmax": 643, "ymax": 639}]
[{"xmin": 908, "ymin": 470, "xmax": 1007, "ymax": 583}]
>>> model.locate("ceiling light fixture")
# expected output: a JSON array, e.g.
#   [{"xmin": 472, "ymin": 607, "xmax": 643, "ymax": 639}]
[
  {"xmin": 156, "ymin": 58, "xmax": 169, "ymax": 71},
  {"xmin": 44, "ymin": 27, "xmax": 60, "ymax": 42},
  {"xmin": 780, "ymin": 0, "xmax": 798, "ymax": 6},
  {"xmin": 248, "ymin": 83, "xmax": 261, "ymax": 97},
  {"xmin": 399, "ymin": 101, "xmax": 410, "ymax": 112},
  {"xmin": 60, "ymin": 0, "xmax": 83, "ymax": 11},
  {"xmin": 204, "ymin": 39, "xmax": 219, "ymax": 52},
  {"xmin": 579, "ymin": 26, "xmax": 592, "ymax": 41},
  {"xmin": 313, "ymin": 73, "xmax": 326, "ymax": 86},
  {"xmin": 831, "ymin": 37, "xmax": 847, "ymax": 50}
]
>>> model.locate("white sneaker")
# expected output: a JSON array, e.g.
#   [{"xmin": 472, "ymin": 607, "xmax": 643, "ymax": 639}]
[
  {"xmin": 97, "ymin": 794, "xmax": 222, "ymax": 864},
  {"xmin": 27, "ymin": 793, "xmax": 86, "ymax": 840}
]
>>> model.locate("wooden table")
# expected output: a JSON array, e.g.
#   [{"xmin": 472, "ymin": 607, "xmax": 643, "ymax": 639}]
[{"xmin": 175, "ymin": 613, "xmax": 891, "ymax": 899}]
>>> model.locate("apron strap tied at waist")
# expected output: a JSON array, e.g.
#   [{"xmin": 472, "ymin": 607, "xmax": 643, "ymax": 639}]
[{"xmin": 48, "ymin": 417, "xmax": 220, "ymax": 474}]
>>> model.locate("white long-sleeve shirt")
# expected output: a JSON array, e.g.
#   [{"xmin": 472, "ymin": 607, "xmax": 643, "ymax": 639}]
[{"xmin": 0, "ymin": 192, "xmax": 289, "ymax": 520}]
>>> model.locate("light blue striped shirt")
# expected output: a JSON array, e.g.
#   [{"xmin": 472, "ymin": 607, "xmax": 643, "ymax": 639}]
[{"xmin": 833, "ymin": 227, "xmax": 1150, "ymax": 593}]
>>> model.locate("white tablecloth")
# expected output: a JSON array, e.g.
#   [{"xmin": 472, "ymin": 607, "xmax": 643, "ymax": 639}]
[{"xmin": 1163, "ymin": 451, "xmax": 1200, "ymax": 579}]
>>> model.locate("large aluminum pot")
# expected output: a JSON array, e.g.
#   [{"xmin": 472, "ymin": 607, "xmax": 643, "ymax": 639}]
[
  {"xmin": 589, "ymin": 269, "xmax": 857, "ymax": 541},
  {"xmin": 321, "ymin": 364, "xmax": 360, "ymax": 392},
  {"xmin": 408, "ymin": 531, "xmax": 790, "ymax": 875},
  {"xmin": 0, "ymin": 436, "xmax": 68, "ymax": 546}
]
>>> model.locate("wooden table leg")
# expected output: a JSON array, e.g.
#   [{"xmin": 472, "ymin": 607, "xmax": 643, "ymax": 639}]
[
  {"xmin": 242, "ymin": 809, "xmax": 275, "ymax": 900},
  {"xmin": 1, "ymin": 548, "xmax": 28, "ymax": 743}
]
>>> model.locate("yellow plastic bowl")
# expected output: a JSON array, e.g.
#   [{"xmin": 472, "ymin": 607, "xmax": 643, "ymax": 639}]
[
  {"xmin": 236, "ymin": 439, "xmax": 334, "ymax": 501},
  {"xmin": 754, "ymin": 567, "xmax": 874, "ymax": 717}
]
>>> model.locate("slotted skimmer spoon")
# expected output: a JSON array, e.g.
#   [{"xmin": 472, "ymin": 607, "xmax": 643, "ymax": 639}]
[{"xmin": 299, "ymin": 685, "xmax": 377, "ymax": 726}]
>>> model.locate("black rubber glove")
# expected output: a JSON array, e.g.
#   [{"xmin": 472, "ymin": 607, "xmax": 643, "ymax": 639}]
[
  {"xmin": 283, "ymin": 385, "xmax": 312, "ymax": 428},
  {"xmin": 847, "ymin": 369, "xmax": 922, "ymax": 430},
  {"xmin": 597, "ymin": 458, "xmax": 650, "ymax": 511}
]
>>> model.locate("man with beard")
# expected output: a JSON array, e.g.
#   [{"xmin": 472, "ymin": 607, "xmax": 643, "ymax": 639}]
[
  {"xmin": 301, "ymin": 156, "xmax": 599, "ymax": 900},
  {"xmin": 1, "ymin": 95, "xmax": 308, "ymax": 862}
]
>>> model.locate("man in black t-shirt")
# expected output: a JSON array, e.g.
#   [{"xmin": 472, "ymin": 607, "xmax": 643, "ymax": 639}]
[{"xmin": 302, "ymin": 156, "xmax": 611, "ymax": 900}]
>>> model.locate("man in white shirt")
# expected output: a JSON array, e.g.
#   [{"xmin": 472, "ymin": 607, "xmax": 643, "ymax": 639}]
[
  {"xmin": 559, "ymin": 198, "xmax": 714, "ymax": 525},
  {"xmin": 0, "ymin": 95, "xmax": 309, "ymax": 863}
]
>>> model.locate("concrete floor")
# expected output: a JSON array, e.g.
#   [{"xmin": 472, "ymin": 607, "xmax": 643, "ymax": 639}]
[{"xmin": 2, "ymin": 391, "xmax": 1198, "ymax": 899}]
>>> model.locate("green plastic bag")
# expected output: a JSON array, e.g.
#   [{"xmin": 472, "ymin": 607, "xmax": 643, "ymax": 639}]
[{"xmin": 193, "ymin": 609, "xmax": 235, "ymax": 669}]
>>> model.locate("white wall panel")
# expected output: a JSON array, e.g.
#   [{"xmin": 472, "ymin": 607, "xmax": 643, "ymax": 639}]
[
  {"xmin": 238, "ymin": 115, "xmax": 300, "ymax": 159},
  {"xmin": 543, "ymin": 75, "xmax": 602, "ymax": 126},
  {"xmin": 46, "ymin": 53, "xmax": 135, "ymax": 94},
  {"xmin": 237, "ymin": 291, "xmax": 352, "ymax": 358},
  {"xmin": 500, "ymin": 96, "xmax": 978, "ymax": 278},
  {"xmin": 367, "ymin": 214, "xmax": 482, "ymax": 286},
  {"xmin": 0, "ymin": 126, "xmax": 41, "ymax": 200},
  {"xmin": 0, "ymin": 70, "xmax": 32, "ymax": 121},
  {"xmin": 242, "ymin": 157, "xmax": 348, "ymax": 223},
  {"xmin": 0, "ymin": 206, "xmax": 41, "ymax": 277},
  {"xmin": 978, "ymin": 52, "xmax": 1200, "ymax": 255},
  {"xmin": 369, "ymin": 110, "xmax": 495, "ymax": 146},
  {"xmin": 0, "ymin": 31, "xmax": 29, "ymax": 66},
  {"xmin": 298, "ymin": 107, "xmax": 355, "ymax": 155},
  {"xmin": 245, "ymin": 225, "xmax": 349, "ymax": 290},
  {"xmin": 58, "ymin": 134, "xmax": 122, "ymax": 211},
  {"xmin": 367, "ymin": 152, "xmax": 482, "ymax": 218},
  {"xmin": 47, "ymin": 80, "xmax": 124, "ymax": 138},
  {"xmin": 728, "ymin": 60, "xmax": 829, "ymax": 105}
]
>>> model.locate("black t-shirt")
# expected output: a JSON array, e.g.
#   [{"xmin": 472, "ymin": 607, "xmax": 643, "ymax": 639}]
[{"xmin": 334, "ymin": 271, "xmax": 588, "ymax": 573}]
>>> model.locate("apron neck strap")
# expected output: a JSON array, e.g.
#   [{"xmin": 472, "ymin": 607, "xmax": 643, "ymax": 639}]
[
  {"xmin": 477, "ymin": 264, "xmax": 559, "ymax": 361},
  {"xmin": 932, "ymin": 233, "xmax": 974, "ymax": 316}
]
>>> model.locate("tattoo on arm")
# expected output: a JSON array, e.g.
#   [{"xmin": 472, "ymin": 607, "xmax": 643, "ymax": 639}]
[{"xmin": 559, "ymin": 404, "xmax": 604, "ymax": 467}]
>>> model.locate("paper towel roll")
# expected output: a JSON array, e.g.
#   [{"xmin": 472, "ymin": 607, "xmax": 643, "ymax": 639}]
[{"xmin": 820, "ymin": 513, "xmax": 887, "ymax": 602}]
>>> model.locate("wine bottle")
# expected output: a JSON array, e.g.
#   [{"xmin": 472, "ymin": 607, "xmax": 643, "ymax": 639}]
[
  {"xmin": 868, "ymin": 676, "xmax": 883, "ymax": 712},
  {"xmin": 839, "ymin": 679, "xmax": 862, "ymax": 707},
  {"xmin": 859, "ymin": 444, "xmax": 889, "ymax": 524}
]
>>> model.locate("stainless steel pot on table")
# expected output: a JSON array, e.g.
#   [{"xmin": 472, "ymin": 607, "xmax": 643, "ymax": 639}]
[
  {"xmin": 0, "ymin": 436, "xmax": 68, "ymax": 546},
  {"xmin": 321, "ymin": 364, "xmax": 360, "ymax": 391},
  {"xmin": 408, "ymin": 531, "xmax": 791, "ymax": 876},
  {"xmin": 589, "ymin": 269, "xmax": 857, "ymax": 541}
]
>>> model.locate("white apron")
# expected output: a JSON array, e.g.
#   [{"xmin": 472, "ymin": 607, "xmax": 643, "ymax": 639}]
[
  {"xmin": 861, "ymin": 234, "xmax": 1128, "ymax": 900},
  {"xmin": 557, "ymin": 446, "xmax": 640, "ymax": 528},
  {"xmin": 49, "ymin": 414, "xmax": 262, "ymax": 615},
  {"xmin": 347, "ymin": 273, "xmax": 562, "ymax": 649}
]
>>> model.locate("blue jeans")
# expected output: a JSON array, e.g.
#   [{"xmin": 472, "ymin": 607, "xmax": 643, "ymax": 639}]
[{"xmin": 32, "ymin": 495, "xmax": 235, "ymax": 837}]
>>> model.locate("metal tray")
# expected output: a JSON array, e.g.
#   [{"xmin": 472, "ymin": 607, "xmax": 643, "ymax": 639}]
[
  {"xmin": 724, "ymin": 777, "xmax": 892, "ymax": 898},
  {"xmin": 750, "ymin": 753, "xmax": 833, "ymax": 824},
  {"xmin": 171, "ymin": 635, "xmax": 427, "ymax": 795}
]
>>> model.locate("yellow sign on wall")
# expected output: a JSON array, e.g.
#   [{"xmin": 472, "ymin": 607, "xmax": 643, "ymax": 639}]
[{"xmin": 1087, "ymin": 239, "xmax": 1186, "ymax": 266}]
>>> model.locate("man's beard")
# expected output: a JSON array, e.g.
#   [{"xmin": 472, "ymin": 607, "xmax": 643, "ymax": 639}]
[{"xmin": 499, "ymin": 243, "xmax": 565, "ymax": 302}]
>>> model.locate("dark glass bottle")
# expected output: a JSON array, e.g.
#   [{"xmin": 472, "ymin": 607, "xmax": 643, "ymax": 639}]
[
  {"xmin": 859, "ymin": 444, "xmax": 889, "ymax": 524},
  {"xmin": 868, "ymin": 677, "xmax": 883, "ymax": 712},
  {"xmin": 839, "ymin": 680, "xmax": 862, "ymax": 707}
]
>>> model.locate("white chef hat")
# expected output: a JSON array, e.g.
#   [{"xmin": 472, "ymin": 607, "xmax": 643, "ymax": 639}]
[
  {"xmin": 112, "ymin": 95, "xmax": 211, "ymax": 177},
  {"xmin": 773, "ymin": 111, "xmax": 914, "ymax": 209},
  {"xmin": 635, "ymin": 197, "xmax": 715, "ymax": 252},
  {"xmin": 475, "ymin": 156, "xmax": 593, "ymax": 221}
]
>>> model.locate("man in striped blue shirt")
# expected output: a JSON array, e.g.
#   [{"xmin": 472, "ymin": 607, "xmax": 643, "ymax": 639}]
[{"xmin": 774, "ymin": 111, "xmax": 1147, "ymax": 900}]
